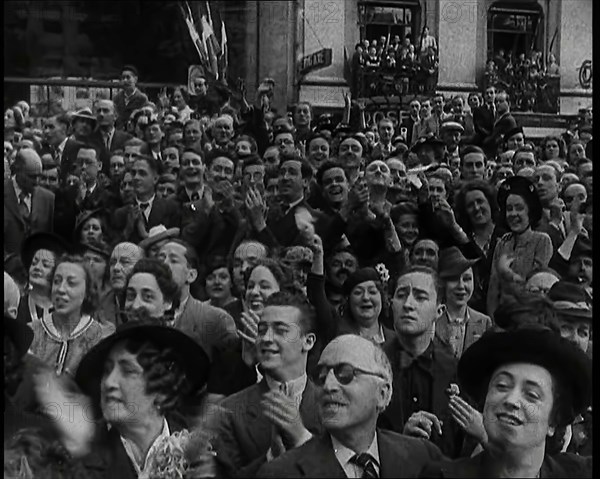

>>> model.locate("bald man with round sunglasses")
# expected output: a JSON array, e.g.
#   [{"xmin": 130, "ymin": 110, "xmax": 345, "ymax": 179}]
[{"xmin": 257, "ymin": 335, "xmax": 443, "ymax": 478}]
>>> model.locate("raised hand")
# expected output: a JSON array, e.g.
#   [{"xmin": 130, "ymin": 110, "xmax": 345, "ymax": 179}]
[
  {"xmin": 403, "ymin": 410, "xmax": 443, "ymax": 440},
  {"xmin": 33, "ymin": 369, "xmax": 96, "ymax": 458},
  {"xmin": 449, "ymin": 395, "xmax": 488, "ymax": 445}
]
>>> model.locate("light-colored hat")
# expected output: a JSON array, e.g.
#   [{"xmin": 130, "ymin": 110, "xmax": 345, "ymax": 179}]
[
  {"xmin": 439, "ymin": 121, "xmax": 465, "ymax": 133},
  {"xmin": 138, "ymin": 225, "xmax": 180, "ymax": 250}
]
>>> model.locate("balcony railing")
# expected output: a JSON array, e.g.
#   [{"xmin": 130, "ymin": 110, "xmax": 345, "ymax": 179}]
[{"xmin": 4, "ymin": 76, "xmax": 179, "ymax": 118}]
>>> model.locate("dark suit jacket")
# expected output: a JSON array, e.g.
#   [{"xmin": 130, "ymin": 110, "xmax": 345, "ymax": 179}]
[
  {"xmin": 210, "ymin": 379, "xmax": 323, "ymax": 478},
  {"xmin": 59, "ymin": 138, "xmax": 83, "ymax": 182},
  {"xmin": 380, "ymin": 336, "xmax": 464, "ymax": 458},
  {"xmin": 90, "ymin": 128, "xmax": 133, "ymax": 175},
  {"xmin": 257, "ymin": 199, "xmax": 345, "ymax": 251},
  {"xmin": 91, "ymin": 128, "xmax": 132, "ymax": 153},
  {"xmin": 256, "ymin": 429, "xmax": 444, "ymax": 478},
  {"xmin": 113, "ymin": 89, "xmax": 149, "ymax": 129},
  {"xmin": 483, "ymin": 112, "xmax": 517, "ymax": 157},
  {"xmin": 420, "ymin": 450, "xmax": 592, "ymax": 478},
  {"xmin": 4, "ymin": 181, "xmax": 55, "ymax": 255},
  {"xmin": 111, "ymin": 196, "xmax": 181, "ymax": 244},
  {"xmin": 435, "ymin": 307, "xmax": 493, "ymax": 358},
  {"xmin": 472, "ymin": 105, "xmax": 495, "ymax": 144}
]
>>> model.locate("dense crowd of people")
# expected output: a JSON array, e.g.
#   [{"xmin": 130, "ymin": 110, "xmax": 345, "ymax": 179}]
[
  {"xmin": 3, "ymin": 60, "xmax": 594, "ymax": 478},
  {"xmin": 484, "ymin": 49, "xmax": 561, "ymax": 113},
  {"xmin": 351, "ymin": 28, "xmax": 439, "ymax": 97}
]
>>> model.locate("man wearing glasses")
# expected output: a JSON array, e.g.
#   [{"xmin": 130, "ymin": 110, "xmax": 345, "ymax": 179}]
[
  {"xmin": 257, "ymin": 334, "xmax": 443, "ymax": 477},
  {"xmin": 5, "ymin": 149, "xmax": 55, "ymax": 255}
]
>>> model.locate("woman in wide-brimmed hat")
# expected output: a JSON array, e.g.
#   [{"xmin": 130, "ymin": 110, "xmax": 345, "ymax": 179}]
[
  {"xmin": 487, "ymin": 176, "xmax": 553, "ymax": 319},
  {"xmin": 34, "ymin": 320, "xmax": 213, "ymax": 478},
  {"xmin": 17, "ymin": 232, "xmax": 68, "ymax": 324},
  {"xmin": 436, "ymin": 247, "xmax": 493, "ymax": 358},
  {"xmin": 422, "ymin": 326, "xmax": 592, "ymax": 478}
]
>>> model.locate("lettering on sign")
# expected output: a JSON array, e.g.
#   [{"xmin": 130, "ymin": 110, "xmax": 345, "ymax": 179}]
[{"xmin": 299, "ymin": 48, "xmax": 333, "ymax": 76}]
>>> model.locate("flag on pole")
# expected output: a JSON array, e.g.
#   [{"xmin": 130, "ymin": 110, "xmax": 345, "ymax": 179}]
[
  {"xmin": 200, "ymin": 15, "xmax": 220, "ymax": 79},
  {"xmin": 219, "ymin": 18, "xmax": 228, "ymax": 82},
  {"xmin": 180, "ymin": 2, "xmax": 209, "ymax": 69}
]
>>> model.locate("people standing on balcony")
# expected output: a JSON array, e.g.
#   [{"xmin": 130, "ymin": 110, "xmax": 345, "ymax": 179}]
[{"xmin": 113, "ymin": 65, "xmax": 149, "ymax": 130}]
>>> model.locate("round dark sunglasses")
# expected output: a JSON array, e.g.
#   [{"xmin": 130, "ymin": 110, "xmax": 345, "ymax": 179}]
[{"xmin": 313, "ymin": 363, "xmax": 386, "ymax": 386}]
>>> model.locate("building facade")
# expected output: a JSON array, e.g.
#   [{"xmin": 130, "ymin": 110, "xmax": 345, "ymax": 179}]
[{"xmin": 4, "ymin": 1, "xmax": 591, "ymax": 117}]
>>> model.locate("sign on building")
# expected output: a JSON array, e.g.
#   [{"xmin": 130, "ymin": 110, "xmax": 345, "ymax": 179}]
[{"xmin": 299, "ymin": 48, "xmax": 333, "ymax": 76}]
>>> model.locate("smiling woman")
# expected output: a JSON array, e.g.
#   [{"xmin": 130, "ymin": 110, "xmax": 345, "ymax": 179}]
[{"xmin": 29, "ymin": 254, "xmax": 115, "ymax": 376}]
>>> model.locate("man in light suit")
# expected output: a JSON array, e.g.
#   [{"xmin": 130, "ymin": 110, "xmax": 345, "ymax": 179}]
[
  {"xmin": 435, "ymin": 247, "xmax": 493, "ymax": 358},
  {"xmin": 211, "ymin": 292, "xmax": 323, "ymax": 478},
  {"xmin": 4, "ymin": 149, "xmax": 55, "ymax": 255},
  {"xmin": 256, "ymin": 334, "xmax": 444, "ymax": 478}
]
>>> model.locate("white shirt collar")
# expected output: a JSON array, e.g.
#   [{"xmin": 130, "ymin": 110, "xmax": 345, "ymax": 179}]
[
  {"xmin": 185, "ymin": 185, "xmax": 204, "ymax": 201},
  {"xmin": 137, "ymin": 194, "xmax": 156, "ymax": 208},
  {"xmin": 12, "ymin": 176, "xmax": 27, "ymax": 199},
  {"xmin": 265, "ymin": 373, "xmax": 308, "ymax": 399},
  {"xmin": 448, "ymin": 307, "xmax": 470, "ymax": 325},
  {"xmin": 57, "ymin": 136, "xmax": 68, "ymax": 155},
  {"xmin": 121, "ymin": 418, "xmax": 170, "ymax": 478},
  {"xmin": 331, "ymin": 433, "xmax": 380, "ymax": 478}
]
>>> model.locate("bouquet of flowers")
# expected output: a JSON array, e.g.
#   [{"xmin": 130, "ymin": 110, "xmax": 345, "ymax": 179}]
[{"xmin": 142, "ymin": 429, "xmax": 216, "ymax": 479}]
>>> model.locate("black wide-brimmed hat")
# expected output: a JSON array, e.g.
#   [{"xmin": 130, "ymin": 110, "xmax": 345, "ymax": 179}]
[
  {"xmin": 21, "ymin": 232, "xmax": 69, "ymax": 270},
  {"xmin": 458, "ymin": 326, "xmax": 592, "ymax": 427},
  {"xmin": 547, "ymin": 281, "xmax": 592, "ymax": 320},
  {"xmin": 4, "ymin": 313, "xmax": 34, "ymax": 358},
  {"xmin": 75, "ymin": 321, "xmax": 210, "ymax": 398},
  {"xmin": 497, "ymin": 176, "xmax": 543, "ymax": 227},
  {"xmin": 438, "ymin": 246, "xmax": 480, "ymax": 279}
]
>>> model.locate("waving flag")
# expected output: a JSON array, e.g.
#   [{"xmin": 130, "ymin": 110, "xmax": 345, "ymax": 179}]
[{"xmin": 219, "ymin": 18, "xmax": 228, "ymax": 82}]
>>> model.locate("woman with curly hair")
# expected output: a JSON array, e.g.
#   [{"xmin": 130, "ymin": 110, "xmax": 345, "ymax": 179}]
[
  {"xmin": 29, "ymin": 254, "xmax": 115, "ymax": 376},
  {"xmin": 202, "ymin": 256, "xmax": 242, "ymax": 325},
  {"xmin": 453, "ymin": 180, "xmax": 505, "ymax": 313},
  {"xmin": 540, "ymin": 134, "xmax": 567, "ymax": 165},
  {"xmin": 122, "ymin": 258, "xmax": 180, "ymax": 323},
  {"xmin": 33, "ymin": 321, "xmax": 213, "ymax": 478}
]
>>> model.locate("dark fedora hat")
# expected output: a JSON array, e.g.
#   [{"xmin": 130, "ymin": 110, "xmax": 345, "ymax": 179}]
[
  {"xmin": 503, "ymin": 125, "xmax": 524, "ymax": 143},
  {"xmin": 438, "ymin": 247, "xmax": 480, "ymax": 279},
  {"xmin": 497, "ymin": 176, "xmax": 543, "ymax": 227},
  {"xmin": 4, "ymin": 313, "xmax": 34, "ymax": 358},
  {"xmin": 342, "ymin": 267, "xmax": 381, "ymax": 296},
  {"xmin": 547, "ymin": 281, "xmax": 592, "ymax": 320},
  {"xmin": 571, "ymin": 235, "xmax": 592, "ymax": 260},
  {"xmin": 78, "ymin": 239, "xmax": 112, "ymax": 259},
  {"xmin": 458, "ymin": 326, "xmax": 592, "ymax": 427},
  {"xmin": 21, "ymin": 232, "xmax": 69, "ymax": 270},
  {"xmin": 122, "ymin": 64, "xmax": 139, "ymax": 77},
  {"xmin": 75, "ymin": 321, "xmax": 210, "ymax": 398},
  {"xmin": 410, "ymin": 135, "xmax": 445, "ymax": 153}
]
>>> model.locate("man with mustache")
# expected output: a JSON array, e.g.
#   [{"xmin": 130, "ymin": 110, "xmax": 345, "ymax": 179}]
[{"xmin": 256, "ymin": 334, "xmax": 443, "ymax": 477}]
